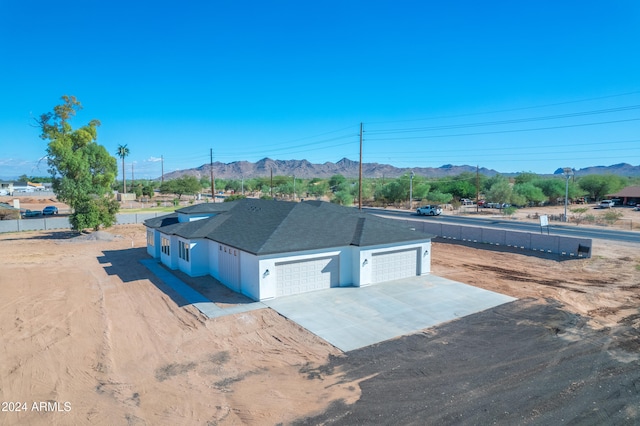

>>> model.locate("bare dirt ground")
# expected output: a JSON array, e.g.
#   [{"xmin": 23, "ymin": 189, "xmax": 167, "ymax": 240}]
[{"xmin": 1, "ymin": 201, "xmax": 639, "ymax": 424}]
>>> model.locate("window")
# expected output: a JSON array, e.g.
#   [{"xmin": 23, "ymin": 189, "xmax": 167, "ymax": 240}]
[
  {"xmin": 161, "ymin": 237, "xmax": 170, "ymax": 255},
  {"xmin": 179, "ymin": 241, "xmax": 190, "ymax": 262},
  {"xmin": 147, "ymin": 230, "xmax": 154, "ymax": 246}
]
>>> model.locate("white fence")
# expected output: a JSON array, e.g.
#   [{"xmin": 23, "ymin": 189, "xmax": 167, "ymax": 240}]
[
  {"xmin": 406, "ymin": 220, "xmax": 592, "ymax": 258},
  {"xmin": 0, "ymin": 212, "xmax": 169, "ymax": 234}
]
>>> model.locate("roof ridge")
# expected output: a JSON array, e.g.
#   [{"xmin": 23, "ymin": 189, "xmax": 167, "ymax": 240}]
[{"xmin": 350, "ymin": 217, "xmax": 366, "ymax": 246}]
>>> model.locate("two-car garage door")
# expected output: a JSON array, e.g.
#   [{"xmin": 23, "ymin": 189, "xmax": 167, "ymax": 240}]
[
  {"xmin": 276, "ymin": 256, "xmax": 339, "ymax": 297},
  {"xmin": 371, "ymin": 248, "xmax": 419, "ymax": 283}
]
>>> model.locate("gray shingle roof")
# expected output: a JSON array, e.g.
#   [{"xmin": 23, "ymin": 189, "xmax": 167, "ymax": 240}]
[{"xmin": 146, "ymin": 198, "xmax": 432, "ymax": 255}]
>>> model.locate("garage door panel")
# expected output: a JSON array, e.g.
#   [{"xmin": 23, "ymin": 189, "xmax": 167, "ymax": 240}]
[
  {"xmin": 371, "ymin": 248, "xmax": 418, "ymax": 283},
  {"xmin": 276, "ymin": 256, "xmax": 339, "ymax": 297}
]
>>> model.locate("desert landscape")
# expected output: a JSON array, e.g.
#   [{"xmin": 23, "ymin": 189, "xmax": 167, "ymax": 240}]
[{"xmin": 1, "ymin": 199, "xmax": 639, "ymax": 425}]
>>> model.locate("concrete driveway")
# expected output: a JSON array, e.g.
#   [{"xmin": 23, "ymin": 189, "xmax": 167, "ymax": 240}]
[
  {"xmin": 142, "ymin": 259, "xmax": 516, "ymax": 352},
  {"xmin": 263, "ymin": 275, "xmax": 516, "ymax": 352}
]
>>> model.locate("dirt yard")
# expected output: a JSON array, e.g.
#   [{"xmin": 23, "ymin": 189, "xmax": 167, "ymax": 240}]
[{"xmin": 1, "ymin": 217, "xmax": 639, "ymax": 424}]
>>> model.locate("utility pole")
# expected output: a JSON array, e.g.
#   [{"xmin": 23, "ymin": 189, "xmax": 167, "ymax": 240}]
[
  {"xmin": 132, "ymin": 163, "xmax": 135, "ymax": 187},
  {"xmin": 270, "ymin": 168, "xmax": 273, "ymax": 198},
  {"xmin": 161, "ymin": 155, "xmax": 164, "ymax": 184},
  {"xmin": 409, "ymin": 171, "xmax": 414, "ymax": 210},
  {"xmin": 210, "ymin": 148, "xmax": 215, "ymax": 203},
  {"xmin": 476, "ymin": 165, "xmax": 480, "ymax": 213},
  {"xmin": 358, "ymin": 122, "xmax": 363, "ymax": 210}
]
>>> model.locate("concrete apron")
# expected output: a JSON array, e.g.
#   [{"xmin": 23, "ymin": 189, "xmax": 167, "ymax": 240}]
[
  {"xmin": 263, "ymin": 276, "xmax": 516, "ymax": 352},
  {"xmin": 141, "ymin": 259, "xmax": 516, "ymax": 352}
]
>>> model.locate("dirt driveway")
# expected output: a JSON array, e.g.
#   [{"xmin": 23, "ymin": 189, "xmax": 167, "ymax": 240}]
[{"xmin": 0, "ymin": 224, "xmax": 638, "ymax": 425}]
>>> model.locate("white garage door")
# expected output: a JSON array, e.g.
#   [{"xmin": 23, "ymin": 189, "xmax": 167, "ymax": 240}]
[
  {"xmin": 276, "ymin": 256, "xmax": 339, "ymax": 297},
  {"xmin": 371, "ymin": 248, "xmax": 419, "ymax": 283}
]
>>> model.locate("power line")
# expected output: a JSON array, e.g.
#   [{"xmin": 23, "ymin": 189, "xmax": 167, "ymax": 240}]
[
  {"xmin": 366, "ymin": 90, "xmax": 640, "ymax": 125},
  {"xmin": 366, "ymin": 117, "xmax": 640, "ymax": 141},
  {"xmin": 366, "ymin": 105, "xmax": 640, "ymax": 135}
]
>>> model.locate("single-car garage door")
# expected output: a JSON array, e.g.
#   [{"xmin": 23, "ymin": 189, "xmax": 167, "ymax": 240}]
[
  {"xmin": 276, "ymin": 256, "xmax": 339, "ymax": 297},
  {"xmin": 371, "ymin": 248, "xmax": 419, "ymax": 283}
]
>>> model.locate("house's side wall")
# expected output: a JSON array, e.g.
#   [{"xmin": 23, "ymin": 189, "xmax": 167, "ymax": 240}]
[
  {"xmin": 177, "ymin": 212, "xmax": 216, "ymax": 223},
  {"xmin": 146, "ymin": 227, "xmax": 161, "ymax": 258},
  {"xmin": 207, "ymin": 240, "xmax": 221, "ymax": 280},
  {"xmin": 160, "ymin": 233, "xmax": 179, "ymax": 270},
  {"xmin": 357, "ymin": 240, "xmax": 431, "ymax": 287},
  {"xmin": 240, "ymin": 252, "xmax": 261, "ymax": 301},
  {"xmin": 177, "ymin": 238, "xmax": 209, "ymax": 277}
]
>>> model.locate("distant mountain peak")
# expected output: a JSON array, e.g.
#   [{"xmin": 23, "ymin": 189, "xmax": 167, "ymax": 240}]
[{"xmin": 160, "ymin": 160, "xmax": 640, "ymax": 181}]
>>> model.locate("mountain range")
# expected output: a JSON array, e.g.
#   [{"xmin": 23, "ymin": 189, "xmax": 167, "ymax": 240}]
[{"xmin": 162, "ymin": 158, "xmax": 640, "ymax": 180}]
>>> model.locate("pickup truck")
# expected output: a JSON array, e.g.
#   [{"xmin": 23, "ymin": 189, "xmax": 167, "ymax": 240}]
[
  {"xmin": 22, "ymin": 209, "xmax": 42, "ymax": 217},
  {"xmin": 416, "ymin": 205, "xmax": 442, "ymax": 216}
]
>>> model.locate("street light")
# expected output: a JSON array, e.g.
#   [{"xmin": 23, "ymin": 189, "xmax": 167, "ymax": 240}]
[
  {"xmin": 409, "ymin": 171, "xmax": 415, "ymax": 210},
  {"xmin": 293, "ymin": 175, "xmax": 296, "ymax": 201},
  {"xmin": 563, "ymin": 167, "xmax": 573, "ymax": 222}
]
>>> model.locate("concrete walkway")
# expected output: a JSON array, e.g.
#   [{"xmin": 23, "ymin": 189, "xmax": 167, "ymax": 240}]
[
  {"xmin": 140, "ymin": 259, "xmax": 266, "ymax": 318},
  {"xmin": 141, "ymin": 259, "xmax": 516, "ymax": 352}
]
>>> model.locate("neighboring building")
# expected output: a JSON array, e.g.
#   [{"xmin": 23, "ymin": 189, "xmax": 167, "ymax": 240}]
[
  {"xmin": 607, "ymin": 186, "xmax": 640, "ymax": 206},
  {"xmin": 0, "ymin": 181, "xmax": 48, "ymax": 195},
  {"xmin": 145, "ymin": 198, "xmax": 433, "ymax": 301}
]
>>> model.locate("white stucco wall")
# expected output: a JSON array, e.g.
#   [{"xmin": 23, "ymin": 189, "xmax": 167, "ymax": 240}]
[
  {"xmin": 146, "ymin": 228, "xmax": 161, "ymax": 258},
  {"xmin": 160, "ymin": 233, "xmax": 179, "ymax": 270},
  {"xmin": 207, "ymin": 240, "xmax": 221, "ymax": 280},
  {"xmin": 177, "ymin": 238, "xmax": 209, "ymax": 276},
  {"xmin": 239, "ymin": 251, "xmax": 261, "ymax": 301}
]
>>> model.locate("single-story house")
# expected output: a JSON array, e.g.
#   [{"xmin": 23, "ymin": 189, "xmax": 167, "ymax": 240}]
[
  {"xmin": 144, "ymin": 198, "xmax": 433, "ymax": 301},
  {"xmin": 607, "ymin": 186, "xmax": 640, "ymax": 206}
]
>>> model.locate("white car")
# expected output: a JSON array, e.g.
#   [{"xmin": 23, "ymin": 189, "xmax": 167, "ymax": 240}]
[
  {"xmin": 416, "ymin": 205, "xmax": 442, "ymax": 216},
  {"xmin": 598, "ymin": 200, "xmax": 615, "ymax": 209}
]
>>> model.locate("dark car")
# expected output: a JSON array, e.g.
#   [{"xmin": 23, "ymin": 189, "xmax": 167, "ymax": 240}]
[
  {"xmin": 42, "ymin": 206, "xmax": 59, "ymax": 215},
  {"xmin": 22, "ymin": 209, "xmax": 42, "ymax": 217}
]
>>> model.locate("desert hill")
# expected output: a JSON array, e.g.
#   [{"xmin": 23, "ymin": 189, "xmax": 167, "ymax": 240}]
[{"xmin": 163, "ymin": 158, "xmax": 640, "ymax": 180}]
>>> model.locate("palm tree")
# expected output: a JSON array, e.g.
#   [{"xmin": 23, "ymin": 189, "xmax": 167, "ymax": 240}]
[{"xmin": 116, "ymin": 144, "xmax": 130, "ymax": 193}]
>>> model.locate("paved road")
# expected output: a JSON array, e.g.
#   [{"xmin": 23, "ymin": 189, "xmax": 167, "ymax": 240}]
[{"xmin": 365, "ymin": 208, "xmax": 640, "ymax": 243}]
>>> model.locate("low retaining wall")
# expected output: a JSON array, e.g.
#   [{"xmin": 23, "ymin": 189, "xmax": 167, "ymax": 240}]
[
  {"xmin": 407, "ymin": 221, "xmax": 592, "ymax": 258},
  {"xmin": 0, "ymin": 212, "xmax": 170, "ymax": 234}
]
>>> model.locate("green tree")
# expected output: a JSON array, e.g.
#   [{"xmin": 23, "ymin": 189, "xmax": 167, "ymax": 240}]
[
  {"xmin": 532, "ymin": 178, "xmax": 565, "ymax": 204},
  {"xmin": 486, "ymin": 179, "xmax": 512, "ymax": 206},
  {"xmin": 578, "ymin": 174, "xmax": 626, "ymax": 201},
  {"xmin": 142, "ymin": 183, "xmax": 155, "ymax": 198},
  {"xmin": 331, "ymin": 190, "xmax": 353, "ymax": 206},
  {"xmin": 159, "ymin": 176, "xmax": 201, "ymax": 199},
  {"xmin": 328, "ymin": 174, "xmax": 346, "ymax": 190},
  {"xmin": 37, "ymin": 95, "xmax": 118, "ymax": 231},
  {"xmin": 307, "ymin": 179, "xmax": 329, "ymax": 197},
  {"xmin": 116, "ymin": 144, "xmax": 130, "ymax": 193},
  {"xmin": 514, "ymin": 171, "xmax": 538, "ymax": 185},
  {"xmin": 513, "ymin": 182, "xmax": 546, "ymax": 206}
]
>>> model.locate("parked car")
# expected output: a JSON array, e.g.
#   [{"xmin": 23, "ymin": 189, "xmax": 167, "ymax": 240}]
[
  {"xmin": 460, "ymin": 198, "xmax": 473, "ymax": 206},
  {"xmin": 21, "ymin": 209, "xmax": 42, "ymax": 217},
  {"xmin": 598, "ymin": 200, "xmax": 615, "ymax": 209},
  {"xmin": 416, "ymin": 205, "xmax": 442, "ymax": 216},
  {"xmin": 477, "ymin": 200, "xmax": 486, "ymax": 207},
  {"xmin": 42, "ymin": 205, "xmax": 59, "ymax": 215}
]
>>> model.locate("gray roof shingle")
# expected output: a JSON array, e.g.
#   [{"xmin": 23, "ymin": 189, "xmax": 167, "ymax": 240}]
[{"xmin": 146, "ymin": 198, "xmax": 432, "ymax": 255}]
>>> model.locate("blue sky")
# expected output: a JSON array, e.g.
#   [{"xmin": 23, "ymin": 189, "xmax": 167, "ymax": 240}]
[{"xmin": 1, "ymin": 0, "xmax": 639, "ymax": 179}]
